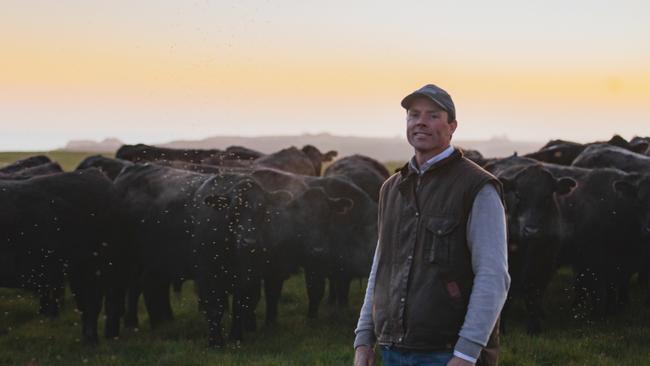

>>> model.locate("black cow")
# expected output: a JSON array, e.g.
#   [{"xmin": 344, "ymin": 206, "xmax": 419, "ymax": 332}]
[
  {"xmin": 493, "ymin": 163, "xmax": 576, "ymax": 333},
  {"xmin": 254, "ymin": 145, "xmax": 337, "ymax": 176},
  {"xmin": 113, "ymin": 163, "xmax": 212, "ymax": 329},
  {"xmin": 116, "ymin": 144, "xmax": 223, "ymax": 164},
  {"xmin": 0, "ymin": 155, "xmax": 52, "ymax": 174},
  {"xmin": 224, "ymin": 145, "xmax": 265, "ymax": 160},
  {"xmin": 0, "ymin": 155, "xmax": 62, "ymax": 180},
  {"xmin": 630, "ymin": 136, "xmax": 650, "ymax": 156},
  {"xmin": 0, "ymin": 157, "xmax": 65, "ymax": 314},
  {"xmin": 190, "ymin": 174, "xmax": 354, "ymax": 346},
  {"xmin": 323, "ymin": 154, "xmax": 389, "ymax": 202},
  {"xmin": 0, "ymin": 169, "xmax": 127, "ymax": 343},
  {"xmin": 524, "ymin": 135, "xmax": 647, "ymax": 165},
  {"xmin": 111, "ymin": 163, "xmax": 333, "ymax": 347},
  {"xmin": 249, "ymin": 168, "xmax": 377, "ymax": 319},
  {"xmin": 459, "ymin": 148, "xmax": 488, "ymax": 167},
  {"xmin": 572, "ymin": 143, "xmax": 650, "ymax": 173},
  {"xmin": 487, "ymin": 154, "xmax": 644, "ymax": 326},
  {"xmin": 76, "ymin": 155, "xmax": 133, "ymax": 180}
]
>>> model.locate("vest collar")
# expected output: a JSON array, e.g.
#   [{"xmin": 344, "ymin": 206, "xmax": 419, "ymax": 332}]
[{"xmin": 399, "ymin": 148, "xmax": 464, "ymax": 180}]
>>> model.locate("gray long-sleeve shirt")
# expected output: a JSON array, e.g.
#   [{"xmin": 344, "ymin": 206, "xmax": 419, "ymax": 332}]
[{"xmin": 354, "ymin": 150, "xmax": 510, "ymax": 362}]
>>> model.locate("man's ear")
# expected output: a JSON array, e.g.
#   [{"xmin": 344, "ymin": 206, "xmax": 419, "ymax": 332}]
[{"xmin": 449, "ymin": 119, "xmax": 458, "ymax": 135}]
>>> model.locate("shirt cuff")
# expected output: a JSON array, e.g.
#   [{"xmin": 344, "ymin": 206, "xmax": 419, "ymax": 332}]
[
  {"xmin": 453, "ymin": 350, "xmax": 477, "ymax": 364},
  {"xmin": 454, "ymin": 336, "xmax": 482, "ymax": 363},
  {"xmin": 353, "ymin": 329, "xmax": 376, "ymax": 349}
]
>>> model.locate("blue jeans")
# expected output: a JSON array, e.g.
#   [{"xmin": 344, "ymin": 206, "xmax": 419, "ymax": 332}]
[{"xmin": 380, "ymin": 346, "xmax": 454, "ymax": 366}]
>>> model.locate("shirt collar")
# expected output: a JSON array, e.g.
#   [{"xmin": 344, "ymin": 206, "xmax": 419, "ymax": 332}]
[{"xmin": 409, "ymin": 145, "xmax": 455, "ymax": 175}]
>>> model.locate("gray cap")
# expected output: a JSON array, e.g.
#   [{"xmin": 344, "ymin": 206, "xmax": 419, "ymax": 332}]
[{"xmin": 401, "ymin": 84, "xmax": 456, "ymax": 121}]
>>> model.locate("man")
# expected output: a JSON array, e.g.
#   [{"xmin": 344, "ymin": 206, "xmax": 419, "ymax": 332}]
[{"xmin": 353, "ymin": 84, "xmax": 510, "ymax": 366}]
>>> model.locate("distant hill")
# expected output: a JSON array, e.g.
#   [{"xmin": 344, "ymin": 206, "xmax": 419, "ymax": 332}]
[
  {"xmin": 62, "ymin": 134, "xmax": 544, "ymax": 161},
  {"xmin": 64, "ymin": 138, "xmax": 123, "ymax": 152}
]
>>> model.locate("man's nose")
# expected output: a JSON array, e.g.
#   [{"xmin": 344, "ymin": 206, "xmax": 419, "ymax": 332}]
[{"xmin": 415, "ymin": 115, "xmax": 428, "ymax": 125}]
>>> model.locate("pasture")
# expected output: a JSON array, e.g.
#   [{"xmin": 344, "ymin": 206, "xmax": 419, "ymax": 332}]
[
  {"xmin": 1, "ymin": 151, "xmax": 650, "ymax": 365},
  {"xmin": 1, "ymin": 269, "xmax": 650, "ymax": 365}
]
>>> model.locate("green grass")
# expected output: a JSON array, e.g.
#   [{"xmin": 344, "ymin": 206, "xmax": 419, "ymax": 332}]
[
  {"xmin": 0, "ymin": 151, "xmax": 111, "ymax": 172},
  {"xmin": 1, "ymin": 269, "xmax": 650, "ymax": 365},
  {"xmin": 0, "ymin": 274, "xmax": 366, "ymax": 366}
]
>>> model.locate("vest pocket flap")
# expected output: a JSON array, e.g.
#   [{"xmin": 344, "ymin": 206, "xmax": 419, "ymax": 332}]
[
  {"xmin": 426, "ymin": 217, "xmax": 459, "ymax": 265},
  {"xmin": 426, "ymin": 217, "xmax": 459, "ymax": 236}
]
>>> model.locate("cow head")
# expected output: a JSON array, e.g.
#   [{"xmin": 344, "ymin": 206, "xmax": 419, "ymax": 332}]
[
  {"xmin": 614, "ymin": 175, "xmax": 650, "ymax": 239},
  {"xmin": 301, "ymin": 145, "xmax": 338, "ymax": 175},
  {"xmin": 203, "ymin": 178, "xmax": 292, "ymax": 252},
  {"xmin": 500, "ymin": 165, "xmax": 576, "ymax": 242},
  {"xmin": 274, "ymin": 187, "xmax": 353, "ymax": 259}
]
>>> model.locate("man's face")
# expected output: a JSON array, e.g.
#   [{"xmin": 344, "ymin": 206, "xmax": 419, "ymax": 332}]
[{"xmin": 406, "ymin": 97, "xmax": 457, "ymax": 160}]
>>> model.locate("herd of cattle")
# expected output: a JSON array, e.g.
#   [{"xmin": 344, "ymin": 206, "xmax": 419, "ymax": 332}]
[
  {"xmin": 1, "ymin": 135, "xmax": 649, "ymax": 347},
  {"xmin": 1, "ymin": 144, "xmax": 384, "ymax": 347}
]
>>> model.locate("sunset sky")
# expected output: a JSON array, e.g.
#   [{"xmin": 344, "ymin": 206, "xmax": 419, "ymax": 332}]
[{"xmin": 1, "ymin": 0, "xmax": 649, "ymax": 151}]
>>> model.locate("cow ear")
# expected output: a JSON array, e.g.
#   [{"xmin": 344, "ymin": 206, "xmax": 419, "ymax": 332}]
[
  {"xmin": 613, "ymin": 180, "xmax": 637, "ymax": 199},
  {"xmin": 631, "ymin": 142, "xmax": 649, "ymax": 154},
  {"xmin": 330, "ymin": 197, "xmax": 354, "ymax": 215},
  {"xmin": 555, "ymin": 177, "xmax": 577, "ymax": 196},
  {"xmin": 499, "ymin": 177, "xmax": 514, "ymax": 193},
  {"xmin": 204, "ymin": 195, "xmax": 230, "ymax": 210},
  {"xmin": 324, "ymin": 150, "xmax": 338, "ymax": 162},
  {"xmin": 268, "ymin": 190, "xmax": 293, "ymax": 206}
]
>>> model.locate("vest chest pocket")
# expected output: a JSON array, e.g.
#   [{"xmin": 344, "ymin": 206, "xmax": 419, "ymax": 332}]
[{"xmin": 425, "ymin": 217, "xmax": 459, "ymax": 265}]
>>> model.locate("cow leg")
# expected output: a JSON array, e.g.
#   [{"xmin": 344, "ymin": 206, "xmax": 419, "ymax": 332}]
[
  {"xmin": 80, "ymin": 287, "xmax": 103, "ymax": 344},
  {"xmin": 305, "ymin": 268, "xmax": 325, "ymax": 318},
  {"xmin": 39, "ymin": 282, "xmax": 64, "ymax": 318},
  {"xmin": 124, "ymin": 283, "xmax": 141, "ymax": 328},
  {"xmin": 499, "ymin": 295, "xmax": 513, "ymax": 335},
  {"xmin": 172, "ymin": 279, "xmax": 183, "ymax": 294},
  {"xmin": 243, "ymin": 276, "xmax": 260, "ymax": 332},
  {"xmin": 196, "ymin": 275, "xmax": 227, "ymax": 348},
  {"xmin": 523, "ymin": 286, "xmax": 543, "ymax": 334},
  {"xmin": 159, "ymin": 282, "xmax": 174, "ymax": 322},
  {"xmin": 335, "ymin": 276, "xmax": 351, "ymax": 308},
  {"xmin": 327, "ymin": 277, "xmax": 337, "ymax": 305},
  {"xmin": 264, "ymin": 274, "xmax": 284, "ymax": 324},
  {"xmin": 143, "ymin": 281, "xmax": 168, "ymax": 328},
  {"xmin": 104, "ymin": 286, "xmax": 126, "ymax": 339},
  {"xmin": 229, "ymin": 292, "xmax": 244, "ymax": 342},
  {"xmin": 571, "ymin": 266, "xmax": 590, "ymax": 319},
  {"xmin": 39, "ymin": 290, "xmax": 59, "ymax": 318}
]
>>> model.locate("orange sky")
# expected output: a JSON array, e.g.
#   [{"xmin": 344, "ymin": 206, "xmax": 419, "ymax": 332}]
[{"xmin": 1, "ymin": 1, "xmax": 649, "ymax": 150}]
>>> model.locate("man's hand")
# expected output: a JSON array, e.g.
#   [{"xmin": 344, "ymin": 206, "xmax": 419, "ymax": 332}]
[
  {"xmin": 354, "ymin": 345, "xmax": 375, "ymax": 366},
  {"xmin": 446, "ymin": 356, "xmax": 475, "ymax": 366}
]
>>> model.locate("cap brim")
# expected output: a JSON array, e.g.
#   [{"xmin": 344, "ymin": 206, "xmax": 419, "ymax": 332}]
[{"xmin": 400, "ymin": 92, "xmax": 448, "ymax": 112}]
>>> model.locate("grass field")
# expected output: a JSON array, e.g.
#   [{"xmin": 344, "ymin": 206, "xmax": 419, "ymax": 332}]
[
  {"xmin": 1, "ymin": 269, "xmax": 650, "ymax": 366},
  {"xmin": 0, "ymin": 151, "xmax": 111, "ymax": 172},
  {"xmin": 2, "ymin": 152, "xmax": 650, "ymax": 365}
]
